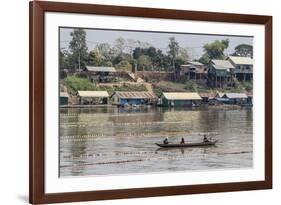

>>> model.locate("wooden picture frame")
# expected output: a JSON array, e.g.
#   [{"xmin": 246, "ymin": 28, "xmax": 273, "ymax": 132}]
[{"xmin": 29, "ymin": 1, "xmax": 272, "ymax": 204}]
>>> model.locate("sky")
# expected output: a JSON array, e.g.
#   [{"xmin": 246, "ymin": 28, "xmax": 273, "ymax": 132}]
[{"xmin": 60, "ymin": 27, "xmax": 253, "ymax": 59}]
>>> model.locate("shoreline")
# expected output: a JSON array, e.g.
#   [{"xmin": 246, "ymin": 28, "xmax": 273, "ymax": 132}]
[{"xmin": 59, "ymin": 104, "xmax": 250, "ymax": 109}]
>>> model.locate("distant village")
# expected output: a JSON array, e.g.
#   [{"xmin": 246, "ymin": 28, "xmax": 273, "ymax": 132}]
[
  {"xmin": 60, "ymin": 55, "xmax": 253, "ymax": 108},
  {"xmin": 59, "ymin": 29, "xmax": 253, "ymax": 108}
]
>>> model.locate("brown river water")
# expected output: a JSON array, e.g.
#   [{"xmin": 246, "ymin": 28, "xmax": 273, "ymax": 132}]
[{"xmin": 59, "ymin": 106, "xmax": 253, "ymax": 177}]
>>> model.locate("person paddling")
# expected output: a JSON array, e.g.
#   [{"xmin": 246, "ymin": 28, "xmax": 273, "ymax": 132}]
[
  {"xmin": 163, "ymin": 137, "xmax": 169, "ymax": 144},
  {"xmin": 180, "ymin": 137, "xmax": 185, "ymax": 144},
  {"xmin": 203, "ymin": 135, "xmax": 209, "ymax": 143}
]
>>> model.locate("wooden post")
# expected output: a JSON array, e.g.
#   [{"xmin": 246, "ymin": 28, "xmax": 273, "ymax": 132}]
[{"xmin": 215, "ymin": 75, "xmax": 217, "ymax": 87}]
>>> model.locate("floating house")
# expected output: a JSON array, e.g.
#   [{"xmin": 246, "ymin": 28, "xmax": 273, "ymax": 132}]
[
  {"xmin": 60, "ymin": 92, "xmax": 69, "ymax": 105},
  {"xmin": 246, "ymin": 93, "xmax": 253, "ymax": 105},
  {"xmin": 85, "ymin": 66, "xmax": 116, "ymax": 83},
  {"xmin": 111, "ymin": 91, "xmax": 158, "ymax": 105},
  {"xmin": 228, "ymin": 56, "xmax": 253, "ymax": 81},
  {"xmin": 177, "ymin": 61, "xmax": 207, "ymax": 81},
  {"xmin": 208, "ymin": 60, "xmax": 235, "ymax": 88},
  {"xmin": 77, "ymin": 91, "xmax": 109, "ymax": 105},
  {"xmin": 161, "ymin": 92, "xmax": 202, "ymax": 107},
  {"xmin": 222, "ymin": 93, "xmax": 248, "ymax": 104}
]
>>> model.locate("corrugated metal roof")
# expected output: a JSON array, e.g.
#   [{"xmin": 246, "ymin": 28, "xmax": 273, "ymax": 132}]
[
  {"xmin": 199, "ymin": 93, "xmax": 216, "ymax": 98},
  {"xmin": 86, "ymin": 66, "xmax": 116, "ymax": 72},
  {"xmin": 162, "ymin": 92, "xmax": 202, "ymax": 100},
  {"xmin": 78, "ymin": 91, "xmax": 109, "ymax": 98},
  {"xmin": 228, "ymin": 56, "xmax": 253, "ymax": 65},
  {"xmin": 211, "ymin": 60, "xmax": 235, "ymax": 69},
  {"xmin": 60, "ymin": 92, "xmax": 69, "ymax": 98},
  {"xmin": 186, "ymin": 61, "xmax": 204, "ymax": 66},
  {"xmin": 113, "ymin": 92, "xmax": 157, "ymax": 99},
  {"xmin": 213, "ymin": 65, "xmax": 229, "ymax": 71},
  {"xmin": 223, "ymin": 93, "xmax": 248, "ymax": 99}
]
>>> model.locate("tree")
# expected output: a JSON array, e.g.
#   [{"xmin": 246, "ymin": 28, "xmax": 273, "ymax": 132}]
[
  {"xmin": 115, "ymin": 60, "xmax": 132, "ymax": 72},
  {"xmin": 135, "ymin": 40, "xmax": 151, "ymax": 49},
  {"xmin": 138, "ymin": 55, "xmax": 152, "ymax": 71},
  {"xmin": 95, "ymin": 43, "xmax": 115, "ymax": 62},
  {"xmin": 199, "ymin": 39, "xmax": 229, "ymax": 64},
  {"xmin": 126, "ymin": 38, "xmax": 137, "ymax": 55},
  {"xmin": 175, "ymin": 56, "xmax": 187, "ymax": 70},
  {"xmin": 59, "ymin": 49, "xmax": 70, "ymax": 70},
  {"xmin": 132, "ymin": 46, "xmax": 170, "ymax": 71},
  {"xmin": 113, "ymin": 53, "xmax": 132, "ymax": 66},
  {"xmin": 168, "ymin": 37, "xmax": 180, "ymax": 72},
  {"xmin": 133, "ymin": 47, "xmax": 144, "ymax": 60},
  {"xmin": 88, "ymin": 50, "xmax": 102, "ymax": 66},
  {"xmin": 69, "ymin": 28, "xmax": 88, "ymax": 71},
  {"xmin": 199, "ymin": 53, "xmax": 211, "ymax": 65},
  {"xmin": 114, "ymin": 37, "xmax": 126, "ymax": 55},
  {"xmin": 178, "ymin": 47, "xmax": 189, "ymax": 61},
  {"xmin": 88, "ymin": 50, "xmax": 112, "ymax": 67},
  {"xmin": 232, "ymin": 44, "xmax": 253, "ymax": 58}
]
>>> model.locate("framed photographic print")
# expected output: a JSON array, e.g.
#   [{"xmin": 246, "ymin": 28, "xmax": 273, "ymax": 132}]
[{"xmin": 29, "ymin": 1, "xmax": 272, "ymax": 204}]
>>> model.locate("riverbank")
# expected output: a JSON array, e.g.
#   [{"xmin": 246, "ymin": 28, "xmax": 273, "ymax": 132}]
[
  {"xmin": 59, "ymin": 103, "xmax": 245, "ymax": 109},
  {"xmin": 60, "ymin": 104, "xmax": 113, "ymax": 108}
]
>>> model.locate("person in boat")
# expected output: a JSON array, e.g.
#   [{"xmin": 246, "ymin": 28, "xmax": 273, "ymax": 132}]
[
  {"xmin": 180, "ymin": 137, "xmax": 185, "ymax": 144},
  {"xmin": 203, "ymin": 135, "xmax": 209, "ymax": 143},
  {"xmin": 163, "ymin": 137, "xmax": 169, "ymax": 144}
]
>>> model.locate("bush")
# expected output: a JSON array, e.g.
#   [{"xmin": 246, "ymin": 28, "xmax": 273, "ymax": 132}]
[
  {"xmin": 99, "ymin": 83, "xmax": 147, "ymax": 95},
  {"xmin": 115, "ymin": 60, "xmax": 132, "ymax": 72},
  {"xmin": 64, "ymin": 75, "xmax": 96, "ymax": 95},
  {"xmin": 243, "ymin": 82, "xmax": 253, "ymax": 92},
  {"xmin": 233, "ymin": 80, "xmax": 253, "ymax": 92},
  {"xmin": 184, "ymin": 81, "xmax": 197, "ymax": 92}
]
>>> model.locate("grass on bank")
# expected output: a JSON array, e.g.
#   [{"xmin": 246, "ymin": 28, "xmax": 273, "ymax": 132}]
[
  {"xmin": 153, "ymin": 80, "xmax": 253, "ymax": 97},
  {"xmin": 63, "ymin": 75, "xmax": 147, "ymax": 96}
]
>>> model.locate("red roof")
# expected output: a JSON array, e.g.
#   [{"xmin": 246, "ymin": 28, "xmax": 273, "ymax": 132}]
[{"xmin": 113, "ymin": 92, "xmax": 157, "ymax": 99}]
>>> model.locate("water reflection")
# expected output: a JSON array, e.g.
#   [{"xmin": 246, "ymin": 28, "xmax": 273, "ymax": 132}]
[{"xmin": 60, "ymin": 106, "xmax": 253, "ymax": 177}]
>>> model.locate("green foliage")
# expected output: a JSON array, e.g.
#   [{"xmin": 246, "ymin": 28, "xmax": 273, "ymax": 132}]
[
  {"xmin": 154, "ymin": 81, "xmax": 187, "ymax": 92},
  {"xmin": 113, "ymin": 53, "xmax": 132, "ymax": 65},
  {"xmin": 99, "ymin": 83, "xmax": 147, "ymax": 95},
  {"xmin": 184, "ymin": 81, "xmax": 196, "ymax": 92},
  {"xmin": 232, "ymin": 44, "xmax": 253, "ymax": 58},
  {"xmin": 243, "ymin": 82, "xmax": 253, "ymax": 92},
  {"xmin": 61, "ymin": 31, "xmax": 193, "ymax": 73},
  {"xmin": 235, "ymin": 81, "xmax": 253, "ymax": 92},
  {"xmin": 133, "ymin": 46, "xmax": 170, "ymax": 71},
  {"xmin": 154, "ymin": 81, "xmax": 213, "ymax": 93},
  {"xmin": 64, "ymin": 75, "xmax": 96, "ymax": 95},
  {"xmin": 168, "ymin": 37, "xmax": 180, "ymax": 71},
  {"xmin": 88, "ymin": 50, "xmax": 113, "ymax": 66},
  {"xmin": 199, "ymin": 39, "xmax": 229, "ymax": 64},
  {"xmin": 199, "ymin": 53, "xmax": 211, "ymax": 65},
  {"xmin": 178, "ymin": 47, "xmax": 189, "ymax": 60},
  {"xmin": 115, "ymin": 60, "xmax": 133, "ymax": 72},
  {"xmin": 168, "ymin": 37, "xmax": 180, "ymax": 59},
  {"xmin": 137, "ymin": 55, "xmax": 152, "ymax": 71},
  {"xmin": 63, "ymin": 75, "xmax": 147, "ymax": 96},
  {"xmin": 68, "ymin": 29, "xmax": 88, "ymax": 70},
  {"xmin": 95, "ymin": 43, "xmax": 115, "ymax": 61},
  {"xmin": 153, "ymin": 88, "xmax": 163, "ymax": 97},
  {"xmin": 175, "ymin": 55, "xmax": 188, "ymax": 70},
  {"xmin": 59, "ymin": 50, "xmax": 70, "ymax": 70},
  {"xmin": 114, "ymin": 37, "xmax": 126, "ymax": 55}
]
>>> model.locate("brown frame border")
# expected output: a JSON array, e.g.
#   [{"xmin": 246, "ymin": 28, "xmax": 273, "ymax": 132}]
[{"xmin": 29, "ymin": 1, "xmax": 272, "ymax": 204}]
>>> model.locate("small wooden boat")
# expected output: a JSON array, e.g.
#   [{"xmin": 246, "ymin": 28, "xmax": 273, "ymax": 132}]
[{"xmin": 155, "ymin": 140, "xmax": 218, "ymax": 148}]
